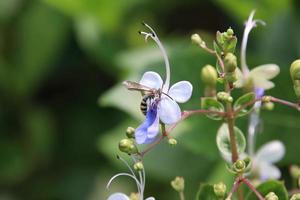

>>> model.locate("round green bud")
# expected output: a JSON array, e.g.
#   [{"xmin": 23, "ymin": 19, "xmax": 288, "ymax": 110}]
[
  {"xmin": 168, "ymin": 138, "xmax": 177, "ymax": 146},
  {"xmin": 129, "ymin": 193, "xmax": 139, "ymax": 200},
  {"xmin": 290, "ymin": 165, "xmax": 300, "ymax": 178},
  {"xmin": 233, "ymin": 160, "xmax": 246, "ymax": 173},
  {"xmin": 291, "ymin": 193, "xmax": 300, "ymax": 200},
  {"xmin": 126, "ymin": 127, "xmax": 135, "ymax": 138},
  {"xmin": 191, "ymin": 34, "xmax": 203, "ymax": 46},
  {"xmin": 263, "ymin": 102, "xmax": 274, "ymax": 111},
  {"xmin": 171, "ymin": 176, "xmax": 185, "ymax": 192},
  {"xmin": 265, "ymin": 192, "xmax": 278, "ymax": 200},
  {"xmin": 217, "ymin": 91, "xmax": 233, "ymax": 103},
  {"xmin": 133, "ymin": 161, "xmax": 144, "ymax": 171},
  {"xmin": 290, "ymin": 59, "xmax": 300, "ymax": 81},
  {"xmin": 119, "ymin": 138, "xmax": 138, "ymax": 154},
  {"xmin": 213, "ymin": 182, "xmax": 227, "ymax": 198},
  {"xmin": 262, "ymin": 96, "xmax": 271, "ymax": 103},
  {"xmin": 224, "ymin": 53, "xmax": 237, "ymax": 73},
  {"xmin": 226, "ymin": 28, "xmax": 234, "ymax": 36},
  {"xmin": 201, "ymin": 65, "xmax": 218, "ymax": 86}
]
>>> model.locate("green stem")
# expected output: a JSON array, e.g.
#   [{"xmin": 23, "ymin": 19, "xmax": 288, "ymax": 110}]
[{"xmin": 179, "ymin": 191, "xmax": 185, "ymax": 200}]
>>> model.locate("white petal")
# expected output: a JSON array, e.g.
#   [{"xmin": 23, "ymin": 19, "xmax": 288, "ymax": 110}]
[
  {"xmin": 258, "ymin": 162, "xmax": 281, "ymax": 180},
  {"xmin": 168, "ymin": 81, "xmax": 193, "ymax": 103},
  {"xmin": 158, "ymin": 97, "xmax": 181, "ymax": 125},
  {"xmin": 146, "ymin": 197, "xmax": 155, "ymax": 200},
  {"xmin": 107, "ymin": 193, "xmax": 130, "ymax": 200},
  {"xmin": 252, "ymin": 77, "xmax": 275, "ymax": 90},
  {"xmin": 234, "ymin": 68, "xmax": 245, "ymax": 88},
  {"xmin": 250, "ymin": 64, "xmax": 280, "ymax": 80},
  {"xmin": 139, "ymin": 71, "xmax": 163, "ymax": 89},
  {"xmin": 255, "ymin": 140, "xmax": 285, "ymax": 164}
]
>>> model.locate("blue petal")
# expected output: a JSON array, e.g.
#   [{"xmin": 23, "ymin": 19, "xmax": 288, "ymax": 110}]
[
  {"xmin": 135, "ymin": 104, "xmax": 160, "ymax": 144},
  {"xmin": 254, "ymin": 87, "xmax": 264, "ymax": 98}
]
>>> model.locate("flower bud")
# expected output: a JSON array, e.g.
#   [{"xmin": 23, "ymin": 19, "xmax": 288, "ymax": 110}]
[
  {"xmin": 226, "ymin": 28, "xmax": 234, "ymax": 36},
  {"xmin": 290, "ymin": 165, "xmax": 300, "ymax": 178},
  {"xmin": 133, "ymin": 161, "xmax": 144, "ymax": 171},
  {"xmin": 126, "ymin": 127, "xmax": 135, "ymax": 138},
  {"xmin": 171, "ymin": 176, "xmax": 184, "ymax": 192},
  {"xmin": 201, "ymin": 65, "xmax": 218, "ymax": 86},
  {"xmin": 290, "ymin": 60, "xmax": 300, "ymax": 97},
  {"xmin": 213, "ymin": 182, "xmax": 227, "ymax": 198},
  {"xmin": 262, "ymin": 95, "xmax": 271, "ymax": 103},
  {"xmin": 217, "ymin": 91, "xmax": 233, "ymax": 103},
  {"xmin": 119, "ymin": 138, "xmax": 138, "ymax": 154},
  {"xmin": 233, "ymin": 160, "xmax": 246, "ymax": 173},
  {"xmin": 265, "ymin": 192, "xmax": 278, "ymax": 200},
  {"xmin": 224, "ymin": 53, "xmax": 237, "ymax": 73},
  {"xmin": 291, "ymin": 193, "xmax": 300, "ymax": 200},
  {"xmin": 129, "ymin": 193, "xmax": 139, "ymax": 200},
  {"xmin": 262, "ymin": 102, "xmax": 274, "ymax": 111},
  {"xmin": 168, "ymin": 138, "xmax": 177, "ymax": 146},
  {"xmin": 191, "ymin": 34, "xmax": 203, "ymax": 46}
]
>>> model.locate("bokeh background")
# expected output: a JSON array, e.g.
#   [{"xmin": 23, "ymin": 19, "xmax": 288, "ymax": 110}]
[{"xmin": 1, "ymin": 0, "xmax": 300, "ymax": 199}]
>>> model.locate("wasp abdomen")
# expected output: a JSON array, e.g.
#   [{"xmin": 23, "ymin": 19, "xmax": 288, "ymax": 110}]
[{"xmin": 140, "ymin": 95, "xmax": 153, "ymax": 115}]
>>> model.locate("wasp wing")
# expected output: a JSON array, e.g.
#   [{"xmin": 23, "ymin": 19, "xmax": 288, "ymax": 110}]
[{"xmin": 122, "ymin": 81, "xmax": 153, "ymax": 92}]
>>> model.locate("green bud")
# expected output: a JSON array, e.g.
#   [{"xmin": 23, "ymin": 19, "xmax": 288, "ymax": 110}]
[
  {"xmin": 133, "ymin": 161, "xmax": 144, "ymax": 171},
  {"xmin": 119, "ymin": 138, "xmax": 138, "ymax": 154},
  {"xmin": 217, "ymin": 91, "xmax": 233, "ymax": 103},
  {"xmin": 224, "ymin": 53, "xmax": 237, "ymax": 73},
  {"xmin": 262, "ymin": 95, "xmax": 271, "ymax": 103},
  {"xmin": 226, "ymin": 28, "xmax": 234, "ymax": 36},
  {"xmin": 191, "ymin": 34, "xmax": 204, "ymax": 46},
  {"xmin": 168, "ymin": 138, "xmax": 177, "ymax": 146},
  {"xmin": 233, "ymin": 160, "xmax": 246, "ymax": 173},
  {"xmin": 291, "ymin": 193, "xmax": 300, "ymax": 200},
  {"xmin": 201, "ymin": 65, "xmax": 218, "ymax": 86},
  {"xmin": 262, "ymin": 102, "xmax": 274, "ymax": 111},
  {"xmin": 129, "ymin": 193, "xmax": 139, "ymax": 200},
  {"xmin": 290, "ymin": 59, "xmax": 300, "ymax": 81},
  {"xmin": 265, "ymin": 192, "xmax": 278, "ymax": 200},
  {"xmin": 171, "ymin": 176, "xmax": 185, "ymax": 192},
  {"xmin": 213, "ymin": 182, "xmax": 227, "ymax": 198},
  {"xmin": 290, "ymin": 165, "xmax": 300, "ymax": 178},
  {"xmin": 126, "ymin": 127, "xmax": 135, "ymax": 138}
]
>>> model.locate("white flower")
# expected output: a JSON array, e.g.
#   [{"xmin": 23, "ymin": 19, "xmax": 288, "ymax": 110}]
[
  {"xmin": 236, "ymin": 10, "xmax": 280, "ymax": 91},
  {"xmin": 251, "ymin": 140, "xmax": 285, "ymax": 180},
  {"xmin": 107, "ymin": 193, "xmax": 155, "ymax": 200}
]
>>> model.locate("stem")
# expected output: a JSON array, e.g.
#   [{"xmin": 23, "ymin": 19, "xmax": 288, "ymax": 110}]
[
  {"xmin": 270, "ymin": 96, "xmax": 299, "ymax": 110},
  {"xmin": 233, "ymin": 98, "xmax": 262, "ymax": 116},
  {"xmin": 227, "ymin": 177, "xmax": 243, "ymax": 199},
  {"xmin": 179, "ymin": 191, "xmax": 185, "ymax": 200},
  {"xmin": 242, "ymin": 178, "xmax": 265, "ymax": 200}
]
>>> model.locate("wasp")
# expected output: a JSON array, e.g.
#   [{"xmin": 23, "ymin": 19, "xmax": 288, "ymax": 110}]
[{"xmin": 123, "ymin": 81, "xmax": 162, "ymax": 115}]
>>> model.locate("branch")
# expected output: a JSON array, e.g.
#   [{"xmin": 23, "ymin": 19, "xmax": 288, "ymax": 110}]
[
  {"xmin": 242, "ymin": 178, "xmax": 264, "ymax": 200},
  {"xmin": 269, "ymin": 96, "xmax": 299, "ymax": 110}
]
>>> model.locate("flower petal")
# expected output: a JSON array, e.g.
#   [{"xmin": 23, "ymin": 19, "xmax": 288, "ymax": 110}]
[
  {"xmin": 135, "ymin": 104, "xmax": 159, "ymax": 144},
  {"xmin": 107, "ymin": 193, "xmax": 130, "ymax": 200},
  {"xmin": 158, "ymin": 97, "xmax": 181, "ymax": 125},
  {"xmin": 255, "ymin": 140, "xmax": 285, "ymax": 164},
  {"xmin": 258, "ymin": 162, "xmax": 281, "ymax": 180},
  {"xmin": 168, "ymin": 81, "xmax": 193, "ymax": 103},
  {"xmin": 234, "ymin": 68, "xmax": 245, "ymax": 88},
  {"xmin": 250, "ymin": 64, "xmax": 280, "ymax": 80},
  {"xmin": 139, "ymin": 71, "xmax": 163, "ymax": 89},
  {"xmin": 252, "ymin": 77, "xmax": 275, "ymax": 90},
  {"xmin": 146, "ymin": 197, "xmax": 155, "ymax": 200}
]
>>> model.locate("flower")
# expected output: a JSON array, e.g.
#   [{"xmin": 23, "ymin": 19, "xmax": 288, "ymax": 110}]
[
  {"xmin": 107, "ymin": 156, "xmax": 155, "ymax": 200},
  {"xmin": 135, "ymin": 71, "xmax": 192, "ymax": 144},
  {"xmin": 127, "ymin": 23, "xmax": 192, "ymax": 144},
  {"xmin": 251, "ymin": 140, "xmax": 285, "ymax": 180},
  {"xmin": 235, "ymin": 10, "xmax": 280, "ymax": 92}
]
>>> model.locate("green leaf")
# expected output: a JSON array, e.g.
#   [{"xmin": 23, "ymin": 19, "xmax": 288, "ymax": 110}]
[
  {"xmin": 195, "ymin": 183, "xmax": 219, "ymax": 200},
  {"xmin": 246, "ymin": 180, "xmax": 288, "ymax": 200},
  {"xmin": 201, "ymin": 97, "xmax": 225, "ymax": 120},
  {"xmin": 223, "ymin": 36, "xmax": 237, "ymax": 54},
  {"xmin": 216, "ymin": 123, "xmax": 246, "ymax": 160},
  {"xmin": 234, "ymin": 92, "xmax": 256, "ymax": 117}
]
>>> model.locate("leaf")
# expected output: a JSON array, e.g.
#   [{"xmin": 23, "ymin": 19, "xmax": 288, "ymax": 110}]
[
  {"xmin": 195, "ymin": 183, "xmax": 219, "ymax": 200},
  {"xmin": 223, "ymin": 36, "xmax": 237, "ymax": 54},
  {"xmin": 245, "ymin": 180, "xmax": 288, "ymax": 200},
  {"xmin": 201, "ymin": 97, "xmax": 225, "ymax": 120},
  {"xmin": 216, "ymin": 123, "xmax": 246, "ymax": 160},
  {"xmin": 233, "ymin": 92, "xmax": 256, "ymax": 117}
]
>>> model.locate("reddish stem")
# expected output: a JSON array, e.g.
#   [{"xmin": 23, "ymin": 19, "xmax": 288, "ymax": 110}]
[
  {"xmin": 242, "ymin": 178, "xmax": 265, "ymax": 200},
  {"xmin": 270, "ymin": 96, "xmax": 299, "ymax": 110}
]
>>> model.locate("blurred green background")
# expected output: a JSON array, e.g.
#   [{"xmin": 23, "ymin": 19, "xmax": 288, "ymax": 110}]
[{"xmin": 0, "ymin": 0, "xmax": 300, "ymax": 199}]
